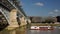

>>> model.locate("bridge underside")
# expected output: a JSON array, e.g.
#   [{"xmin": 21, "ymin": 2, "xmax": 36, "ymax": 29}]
[
  {"xmin": 0, "ymin": 0, "xmax": 31, "ymax": 32},
  {"xmin": 0, "ymin": 12, "xmax": 9, "ymax": 31}
]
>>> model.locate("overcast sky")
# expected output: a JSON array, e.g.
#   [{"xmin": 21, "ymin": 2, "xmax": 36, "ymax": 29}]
[{"xmin": 20, "ymin": 0, "xmax": 60, "ymax": 17}]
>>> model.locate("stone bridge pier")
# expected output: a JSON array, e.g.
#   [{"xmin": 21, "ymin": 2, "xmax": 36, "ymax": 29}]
[
  {"xmin": 3, "ymin": 9, "xmax": 19, "ymax": 34},
  {"xmin": 4, "ymin": 9, "xmax": 27, "ymax": 34},
  {"xmin": 0, "ymin": 8, "xmax": 31, "ymax": 34},
  {"xmin": 0, "ymin": 0, "xmax": 31, "ymax": 34},
  {"xmin": 6, "ymin": 9, "xmax": 19, "ymax": 30},
  {"xmin": 20, "ymin": 17, "xmax": 27, "ymax": 26}
]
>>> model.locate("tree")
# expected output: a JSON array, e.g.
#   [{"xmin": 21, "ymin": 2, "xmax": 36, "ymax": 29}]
[{"xmin": 45, "ymin": 17, "xmax": 54, "ymax": 23}]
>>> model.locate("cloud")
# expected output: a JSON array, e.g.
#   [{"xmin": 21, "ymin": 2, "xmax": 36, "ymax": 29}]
[
  {"xmin": 49, "ymin": 12, "xmax": 54, "ymax": 14},
  {"xmin": 35, "ymin": 2, "xmax": 44, "ymax": 6},
  {"xmin": 54, "ymin": 9, "xmax": 59, "ymax": 12}
]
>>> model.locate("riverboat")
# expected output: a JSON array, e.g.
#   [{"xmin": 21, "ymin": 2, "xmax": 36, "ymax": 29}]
[{"xmin": 30, "ymin": 26, "xmax": 54, "ymax": 30}]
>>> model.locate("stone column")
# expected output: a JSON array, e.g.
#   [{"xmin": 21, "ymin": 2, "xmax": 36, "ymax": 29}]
[
  {"xmin": 28, "ymin": 19, "xmax": 31, "ymax": 24},
  {"xmin": 20, "ymin": 17, "xmax": 27, "ymax": 26},
  {"xmin": 6, "ymin": 9, "xmax": 19, "ymax": 30}
]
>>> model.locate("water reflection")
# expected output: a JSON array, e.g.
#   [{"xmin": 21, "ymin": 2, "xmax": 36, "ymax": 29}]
[
  {"xmin": 27, "ymin": 28, "xmax": 60, "ymax": 34},
  {"xmin": 0, "ymin": 26, "xmax": 60, "ymax": 34}
]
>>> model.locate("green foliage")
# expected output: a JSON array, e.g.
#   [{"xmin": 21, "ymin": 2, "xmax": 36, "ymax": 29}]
[{"xmin": 45, "ymin": 18, "xmax": 54, "ymax": 23}]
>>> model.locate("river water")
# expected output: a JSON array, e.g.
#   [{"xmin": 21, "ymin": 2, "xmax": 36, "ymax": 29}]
[
  {"xmin": 0, "ymin": 26, "xmax": 60, "ymax": 34},
  {"xmin": 27, "ymin": 27, "xmax": 60, "ymax": 34}
]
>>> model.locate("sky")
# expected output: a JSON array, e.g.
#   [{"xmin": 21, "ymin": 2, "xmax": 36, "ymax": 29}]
[{"xmin": 20, "ymin": 0, "xmax": 60, "ymax": 17}]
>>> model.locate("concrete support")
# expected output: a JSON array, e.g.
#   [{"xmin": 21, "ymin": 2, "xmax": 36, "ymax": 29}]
[
  {"xmin": 6, "ymin": 9, "xmax": 19, "ymax": 30},
  {"xmin": 20, "ymin": 17, "xmax": 27, "ymax": 26}
]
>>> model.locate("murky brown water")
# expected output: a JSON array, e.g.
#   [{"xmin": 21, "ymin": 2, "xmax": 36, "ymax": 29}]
[
  {"xmin": 27, "ymin": 29, "xmax": 60, "ymax": 34},
  {"xmin": 27, "ymin": 26, "xmax": 60, "ymax": 34},
  {"xmin": 0, "ymin": 26, "xmax": 60, "ymax": 34}
]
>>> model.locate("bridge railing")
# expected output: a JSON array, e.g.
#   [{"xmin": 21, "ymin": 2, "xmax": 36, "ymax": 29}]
[
  {"xmin": 0, "ymin": 8, "xmax": 9, "ymax": 24},
  {"xmin": 8, "ymin": 0, "xmax": 17, "ymax": 9},
  {"xmin": 8, "ymin": 0, "xmax": 25, "ymax": 17}
]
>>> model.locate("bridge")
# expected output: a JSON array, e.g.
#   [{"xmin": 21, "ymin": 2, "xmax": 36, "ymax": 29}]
[{"xmin": 0, "ymin": 0, "xmax": 31, "ymax": 32}]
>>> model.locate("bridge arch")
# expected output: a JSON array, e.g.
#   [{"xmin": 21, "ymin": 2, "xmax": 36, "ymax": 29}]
[{"xmin": 0, "ymin": 9, "xmax": 9, "ymax": 31}]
